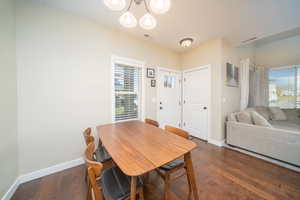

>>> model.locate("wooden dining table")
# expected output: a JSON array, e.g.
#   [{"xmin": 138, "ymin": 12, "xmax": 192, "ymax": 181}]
[{"xmin": 97, "ymin": 120, "xmax": 199, "ymax": 200}]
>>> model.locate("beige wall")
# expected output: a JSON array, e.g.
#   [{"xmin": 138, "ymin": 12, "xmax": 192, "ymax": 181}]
[
  {"xmin": 180, "ymin": 39, "xmax": 223, "ymax": 141},
  {"xmin": 255, "ymin": 35, "xmax": 300, "ymax": 67},
  {"xmin": 16, "ymin": 1, "xmax": 180, "ymax": 174},
  {"xmin": 180, "ymin": 39, "xmax": 255, "ymax": 142},
  {"xmin": 0, "ymin": 0, "xmax": 19, "ymax": 197},
  {"xmin": 220, "ymin": 41, "xmax": 247, "ymax": 140}
]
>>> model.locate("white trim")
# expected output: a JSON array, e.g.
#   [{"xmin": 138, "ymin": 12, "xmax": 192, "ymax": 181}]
[
  {"xmin": 157, "ymin": 67, "xmax": 181, "ymax": 73},
  {"xmin": 182, "ymin": 65, "xmax": 212, "ymax": 141},
  {"xmin": 156, "ymin": 67, "xmax": 182, "ymax": 128},
  {"xmin": 111, "ymin": 55, "xmax": 146, "ymax": 123},
  {"xmin": 18, "ymin": 158, "xmax": 84, "ymax": 184},
  {"xmin": 268, "ymin": 64, "xmax": 299, "ymax": 71},
  {"xmin": 1, "ymin": 158, "xmax": 84, "ymax": 200},
  {"xmin": 224, "ymin": 144, "xmax": 300, "ymax": 172},
  {"xmin": 208, "ymin": 139, "xmax": 225, "ymax": 147},
  {"xmin": 1, "ymin": 178, "xmax": 20, "ymax": 200}
]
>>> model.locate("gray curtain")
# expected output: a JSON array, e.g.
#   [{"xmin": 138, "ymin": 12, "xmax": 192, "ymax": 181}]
[{"xmin": 249, "ymin": 67, "xmax": 269, "ymax": 107}]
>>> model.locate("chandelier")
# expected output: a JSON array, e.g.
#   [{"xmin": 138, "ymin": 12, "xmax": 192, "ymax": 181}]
[{"xmin": 103, "ymin": 0, "xmax": 171, "ymax": 30}]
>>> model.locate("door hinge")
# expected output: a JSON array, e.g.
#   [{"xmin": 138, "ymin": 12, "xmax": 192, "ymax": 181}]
[
  {"xmin": 183, "ymin": 122, "xmax": 186, "ymax": 126},
  {"xmin": 178, "ymin": 123, "xmax": 181, "ymax": 127},
  {"xmin": 184, "ymin": 100, "xmax": 186, "ymax": 104},
  {"xmin": 184, "ymin": 78, "xmax": 186, "ymax": 82}
]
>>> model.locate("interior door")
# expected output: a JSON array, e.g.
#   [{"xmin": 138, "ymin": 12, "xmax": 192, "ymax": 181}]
[
  {"xmin": 158, "ymin": 69, "xmax": 182, "ymax": 128},
  {"xmin": 183, "ymin": 67, "xmax": 210, "ymax": 140}
]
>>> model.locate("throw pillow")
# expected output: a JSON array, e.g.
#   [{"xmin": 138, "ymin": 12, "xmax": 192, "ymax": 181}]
[
  {"xmin": 251, "ymin": 111, "xmax": 272, "ymax": 127},
  {"xmin": 236, "ymin": 111, "xmax": 253, "ymax": 124},
  {"xmin": 228, "ymin": 113, "xmax": 237, "ymax": 122},
  {"xmin": 269, "ymin": 107, "xmax": 287, "ymax": 120}
]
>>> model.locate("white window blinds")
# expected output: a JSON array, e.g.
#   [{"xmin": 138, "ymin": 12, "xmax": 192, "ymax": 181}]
[{"xmin": 114, "ymin": 63, "xmax": 142, "ymax": 121}]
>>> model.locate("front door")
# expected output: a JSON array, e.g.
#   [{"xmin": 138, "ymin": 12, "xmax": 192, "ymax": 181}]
[
  {"xmin": 183, "ymin": 66, "xmax": 210, "ymax": 140},
  {"xmin": 158, "ymin": 69, "xmax": 182, "ymax": 128}
]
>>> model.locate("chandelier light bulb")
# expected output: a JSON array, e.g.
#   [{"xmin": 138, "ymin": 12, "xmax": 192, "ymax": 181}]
[
  {"xmin": 139, "ymin": 13, "xmax": 157, "ymax": 30},
  {"xmin": 149, "ymin": 0, "xmax": 171, "ymax": 14},
  {"xmin": 104, "ymin": 0, "xmax": 126, "ymax": 11},
  {"xmin": 119, "ymin": 11, "xmax": 137, "ymax": 28}
]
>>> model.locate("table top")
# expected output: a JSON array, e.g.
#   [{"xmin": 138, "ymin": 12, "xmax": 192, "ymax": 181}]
[{"xmin": 97, "ymin": 120, "xmax": 197, "ymax": 176}]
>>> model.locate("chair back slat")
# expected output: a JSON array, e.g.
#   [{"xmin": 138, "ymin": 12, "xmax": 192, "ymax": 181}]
[
  {"xmin": 83, "ymin": 128, "xmax": 95, "ymax": 145},
  {"xmin": 145, "ymin": 118, "xmax": 159, "ymax": 127},
  {"xmin": 165, "ymin": 125, "xmax": 189, "ymax": 139}
]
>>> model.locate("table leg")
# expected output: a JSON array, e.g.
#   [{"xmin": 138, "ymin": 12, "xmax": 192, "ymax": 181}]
[
  {"xmin": 184, "ymin": 152, "xmax": 199, "ymax": 200},
  {"xmin": 130, "ymin": 176, "xmax": 137, "ymax": 200}
]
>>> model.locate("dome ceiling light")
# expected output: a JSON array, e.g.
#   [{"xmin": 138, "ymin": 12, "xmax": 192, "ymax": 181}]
[
  {"xmin": 103, "ymin": 0, "xmax": 171, "ymax": 30},
  {"xmin": 179, "ymin": 38, "xmax": 194, "ymax": 48}
]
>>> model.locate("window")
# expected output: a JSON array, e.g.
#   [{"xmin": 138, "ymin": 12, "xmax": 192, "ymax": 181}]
[
  {"xmin": 113, "ymin": 58, "xmax": 143, "ymax": 122},
  {"xmin": 163, "ymin": 75, "xmax": 176, "ymax": 88},
  {"xmin": 269, "ymin": 66, "xmax": 300, "ymax": 109}
]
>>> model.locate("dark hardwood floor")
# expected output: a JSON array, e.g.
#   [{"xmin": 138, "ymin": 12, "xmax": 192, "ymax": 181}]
[{"xmin": 12, "ymin": 139, "xmax": 300, "ymax": 200}]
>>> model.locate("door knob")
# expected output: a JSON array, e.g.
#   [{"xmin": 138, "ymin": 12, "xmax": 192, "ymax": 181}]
[
  {"xmin": 160, "ymin": 106, "xmax": 163, "ymax": 110},
  {"xmin": 203, "ymin": 107, "xmax": 207, "ymax": 110}
]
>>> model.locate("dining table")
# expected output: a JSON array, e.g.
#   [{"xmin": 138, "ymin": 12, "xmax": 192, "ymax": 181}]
[{"xmin": 97, "ymin": 120, "xmax": 199, "ymax": 200}]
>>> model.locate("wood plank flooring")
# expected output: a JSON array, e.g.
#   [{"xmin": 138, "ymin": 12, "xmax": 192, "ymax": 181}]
[{"xmin": 12, "ymin": 139, "xmax": 300, "ymax": 200}]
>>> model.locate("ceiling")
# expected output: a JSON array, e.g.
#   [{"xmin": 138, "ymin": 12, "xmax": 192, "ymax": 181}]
[{"xmin": 32, "ymin": 0, "xmax": 300, "ymax": 52}]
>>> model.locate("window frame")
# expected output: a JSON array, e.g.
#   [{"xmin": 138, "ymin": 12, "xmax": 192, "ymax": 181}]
[
  {"xmin": 111, "ymin": 55, "xmax": 145, "ymax": 123},
  {"xmin": 268, "ymin": 65, "xmax": 299, "ymax": 109}
]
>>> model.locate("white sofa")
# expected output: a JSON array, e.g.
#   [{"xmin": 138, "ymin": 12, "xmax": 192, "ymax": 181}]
[{"xmin": 226, "ymin": 107, "xmax": 300, "ymax": 167}]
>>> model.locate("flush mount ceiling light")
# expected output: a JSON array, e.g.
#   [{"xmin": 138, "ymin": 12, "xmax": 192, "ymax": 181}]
[
  {"xmin": 179, "ymin": 38, "xmax": 194, "ymax": 48},
  {"xmin": 103, "ymin": 0, "xmax": 171, "ymax": 30}
]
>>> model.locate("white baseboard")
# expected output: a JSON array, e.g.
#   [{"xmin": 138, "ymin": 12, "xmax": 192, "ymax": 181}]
[
  {"xmin": 1, "ymin": 157, "xmax": 84, "ymax": 200},
  {"xmin": 19, "ymin": 157, "xmax": 84, "ymax": 184},
  {"xmin": 224, "ymin": 144, "xmax": 300, "ymax": 173},
  {"xmin": 1, "ymin": 178, "xmax": 20, "ymax": 200},
  {"xmin": 208, "ymin": 139, "xmax": 225, "ymax": 147}
]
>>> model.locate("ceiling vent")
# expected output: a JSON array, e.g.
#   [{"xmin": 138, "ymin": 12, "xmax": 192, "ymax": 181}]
[{"xmin": 241, "ymin": 37, "xmax": 257, "ymax": 44}]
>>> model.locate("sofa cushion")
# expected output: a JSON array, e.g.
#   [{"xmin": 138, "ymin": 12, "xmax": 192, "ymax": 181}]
[
  {"xmin": 236, "ymin": 111, "xmax": 253, "ymax": 124},
  {"xmin": 282, "ymin": 109, "xmax": 300, "ymax": 121},
  {"xmin": 269, "ymin": 120, "xmax": 300, "ymax": 132},
  {"xmin": 255, "ymin": 106, "xmax": 271, "ymax": 120},
  {"xmin": 269, "ymin": 107, "xmax": 287, "ymax": 121},
  {"xmin": 251, "ymin": 111, "xmax": 272, "ymax": 127}
]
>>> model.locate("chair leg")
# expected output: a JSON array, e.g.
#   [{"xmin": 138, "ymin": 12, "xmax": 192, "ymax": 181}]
[
  {"xmin": 164, "ymin": 173, "xmax": 171, "ymax": 200},
  {"xmin": 144, "ymin": 172, "xmax": 150, "ymax": 184},
  {"xmin": 139, "ymin": 188, "xmax": 145, "ymax": 200},
  {"xmin": 86, "ymin": 180, "xmax": 92, "ymax": 200},
  {"xmin": 185, "ymin": 167, "xmax": 192, "ymax": 200}
]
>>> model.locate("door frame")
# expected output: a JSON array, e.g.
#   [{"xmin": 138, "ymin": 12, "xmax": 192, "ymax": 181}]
[
  {"xmin": 156, "ymin": 67, "xmax": 183, "ymax": 128},
  {"xmin": 182, "ymin": 65, "xmax": 212, "ymax": 141}
]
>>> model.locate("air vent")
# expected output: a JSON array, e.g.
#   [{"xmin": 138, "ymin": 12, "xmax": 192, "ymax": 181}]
[{"xmin": 241, "ymin": 37, "xmax": 257, "ymax": 43}]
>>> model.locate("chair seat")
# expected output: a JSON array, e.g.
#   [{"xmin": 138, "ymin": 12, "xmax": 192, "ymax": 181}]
[
  {"xmin": 95, "ymin": 146, "xmax": 112, "ymax": 163},
  {"xmin": 98, "ymin": 167, "xmax": 143, "ymax": 200},
  {"xmin": 159, "ymin": 158, "xmax": 184, "ymax": 171}
]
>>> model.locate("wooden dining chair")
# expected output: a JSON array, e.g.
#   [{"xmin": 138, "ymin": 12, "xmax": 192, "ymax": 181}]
[
  {"xmin": 145, "ymin": 118, "xmax": 159, "ymax": 127},
  {"xmin": 156, "ymin": 125, "xmax": 192, "ymax": 200},
  {"xmin": 83, "ymin": 128, "xmax": 112, "ymax": 169},
  {"xmin": 84, "ymin": 143, "xmax": 145, "ymax": 200}
]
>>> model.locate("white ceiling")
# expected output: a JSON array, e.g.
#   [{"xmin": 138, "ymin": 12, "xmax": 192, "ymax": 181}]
[{"xmin": 32, "ymin": 0, "xmax": 300, "ymax": 52}]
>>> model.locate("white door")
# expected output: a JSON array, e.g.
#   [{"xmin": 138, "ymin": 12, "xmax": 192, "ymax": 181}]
[
  {"xmin": 183, "ymin": 66, "xmax": 210, "ymax": 140},
  {"xmin": 158, "ymin": 69, "xmax": 182, "ymax": 128}
]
